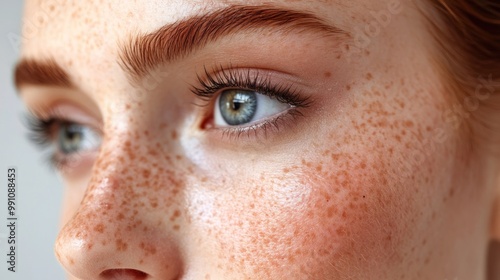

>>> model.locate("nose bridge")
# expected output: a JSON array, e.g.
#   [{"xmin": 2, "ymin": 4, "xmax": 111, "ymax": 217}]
[{"xmin": 55, "ymin": 132, "xmax": 185, "ymax": 279}]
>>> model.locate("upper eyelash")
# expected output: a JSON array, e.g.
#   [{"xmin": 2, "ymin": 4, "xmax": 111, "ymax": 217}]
[
  {"xmin": 23, "ymin": 112, "xmax": 58, "ymax": 148},
  {"xmin": 190, "ymin": 64, "xmax": 312, "ymax": 108},
  {"xmin": 23, "ymin": 112, "xmax": 67, "ymax": 169}
]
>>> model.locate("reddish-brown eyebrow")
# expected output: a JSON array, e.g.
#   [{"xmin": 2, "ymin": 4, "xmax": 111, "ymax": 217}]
[
  {"xmin": 14, "ymin": 58, "xmax": 73, "ymax": 89},
  {"xmin": 13, "ymin": 5, "xmax": 346, "ymax": 89},
  {"xmin": 120, "ymin": 5, "xmax": 347, "ymax": 81}
]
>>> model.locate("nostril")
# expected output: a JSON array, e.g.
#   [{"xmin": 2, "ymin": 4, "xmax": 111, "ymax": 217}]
[{"xmin": 100, "ymin": 269, "xmax": 149, "ymax": 279}]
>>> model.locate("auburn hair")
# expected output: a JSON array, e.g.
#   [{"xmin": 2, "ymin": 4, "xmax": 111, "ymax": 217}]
[{"xmin": 423, "ymin": 0, "xmax": 500, "ymax": 153}]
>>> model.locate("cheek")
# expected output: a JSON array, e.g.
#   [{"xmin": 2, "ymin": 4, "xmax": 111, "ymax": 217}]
[
  {"xmin": 190, "ymin": 89, "xmax": 455, "ymax": 278},
  {"xmin": 190, "ymin": 159, "xmax": 418, "ymax": 278}
]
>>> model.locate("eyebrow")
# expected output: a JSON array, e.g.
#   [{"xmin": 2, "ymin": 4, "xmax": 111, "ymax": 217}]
[
  {"xmin": 14, "ymin": 5, "xmax": 347, "ymax": 89},
  {"xmin": 120, "ymin": 5, "xmax": 347, "ymax": 81},
  {"xmin": 14, "ymin": 58, "xmax": 73, "ymax": 89}
]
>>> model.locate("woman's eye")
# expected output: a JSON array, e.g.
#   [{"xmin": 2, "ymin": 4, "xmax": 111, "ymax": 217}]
[
  {"xmin": 57, "ymin": 123, "xmax": 101, "ymax": 155},
  {"xmin": 214, "ymin": 89, "xmax": 291, "ymax": 127}
]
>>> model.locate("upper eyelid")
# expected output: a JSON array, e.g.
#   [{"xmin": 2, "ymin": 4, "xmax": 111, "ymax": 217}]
[{"xmin": 190, "ymin": 65, "xmax": 311, "ymax": 103}]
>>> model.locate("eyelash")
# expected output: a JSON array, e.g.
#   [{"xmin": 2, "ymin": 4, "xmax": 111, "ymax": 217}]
[
  {"xmin": 190, "ymin": 65, "xmax": 312, "ymax": 138},
  {"xmin": 24, "ymin": 112, "xmax": 79, "ymax": 170}
]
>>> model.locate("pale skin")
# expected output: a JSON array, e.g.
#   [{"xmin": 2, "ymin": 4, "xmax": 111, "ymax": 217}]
[{"xmin": 17, "ymin": 0, "xmax": 500, "ymax": 279}]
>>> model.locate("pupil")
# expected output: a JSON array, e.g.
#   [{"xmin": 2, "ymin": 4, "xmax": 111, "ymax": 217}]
[
  {"xmin": 59, "ymin": 124, "xmax": 83, "ymax": 154},
  {"xmin": 232, "ymin": 101, "xmax": 241, "ymax": 111}
]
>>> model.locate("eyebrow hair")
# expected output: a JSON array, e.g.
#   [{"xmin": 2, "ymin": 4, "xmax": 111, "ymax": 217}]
[
  {"xmin": 14, "ymin": 58, "xmax": 73, "ymax": 89},
  {"xmin": 13, "ymin": 5, "xmax": 346, "ymax": 89},
  {"xmin": 120, "ymin": 5, "xmax": 347, "ymax": 81}
]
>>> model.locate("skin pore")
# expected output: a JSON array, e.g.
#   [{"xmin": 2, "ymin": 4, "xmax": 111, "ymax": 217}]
[{"xmin": 16, "ymin": 0, "xmax": 500, "ymax": 279}]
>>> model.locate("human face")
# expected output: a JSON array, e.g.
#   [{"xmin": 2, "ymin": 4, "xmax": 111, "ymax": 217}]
[{"xmin": 17, "ymin": 0, "xmax": 497, "ymax": 279}]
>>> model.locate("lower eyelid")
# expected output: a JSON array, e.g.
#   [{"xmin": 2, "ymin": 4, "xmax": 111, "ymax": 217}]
[{"xmin": 205, "ymin": 107, "xmax": 305, "ymax": 141}]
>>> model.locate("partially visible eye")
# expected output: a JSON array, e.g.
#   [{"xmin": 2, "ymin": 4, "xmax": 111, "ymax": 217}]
[
  {"xmin": 25, "ymin": 113, "xmax": 102, "ymax": 169},
  {"xmin": 57, "ymin": 122, "xmax": 101, "ymax": 155},
  {"xmin": 214, "ymin": 89, "xmax": 291, "ymax": 127}
]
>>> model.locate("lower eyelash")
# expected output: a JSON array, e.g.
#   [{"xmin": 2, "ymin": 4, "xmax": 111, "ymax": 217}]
[{"xmin": 213, "ymin": 107, "xmax": 305, "ymax": 140}]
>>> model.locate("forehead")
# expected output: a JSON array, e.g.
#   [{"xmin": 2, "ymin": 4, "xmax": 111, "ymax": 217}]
[{"xmin": 21, "ymin": 0, "xmax": 341, "ymax": 48}]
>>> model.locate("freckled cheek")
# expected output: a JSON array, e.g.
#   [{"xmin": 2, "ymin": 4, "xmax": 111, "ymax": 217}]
[
  {"xmin": 201, "ymin": 164, "xmax": 411, "ymax": 277},
  {"xmin": 296, "ymin": 164, "xmax": 418, "ymax": 272},
  {"xmin": 229, "ymin": 165, "xmax": 416, "ymax": 277}
]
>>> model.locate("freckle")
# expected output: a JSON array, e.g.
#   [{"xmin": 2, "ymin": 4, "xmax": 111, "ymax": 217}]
[
  {"xmin": 365, "ymin": 73, "xmax": 373, "ymax": 80},
  {"xmin": 352, "ymin": 102, "xmax": 358, "ymax": 108},
  {"xmin": 359, "ymin": 161, "xmax": 367, "ymax": 169},
  {"xmin": 346, "ymin": 85, "xmax": 351, "ymax": 91},
  {"xmin": 115, "ymin": 239, "xmax": 128, "ymax": 251},
  {"xmin": 324, "ymin": 71, "xmax": 331, "ymax": 78},
  {"xmin": 116, "ymin": 212, "xmax": 125, "ymax": 221},
  {"xmin": 403, "ymin": 121, "xmax": 414, "ymax": 128},
  {"xmin": 170, "ymin": 209, "xmax": 181, "ymax": 221},
  {"xmin": 327, "ymin": 205, "xmax": 336, "ymax": 217},
  {"xmin": 125, "ymin": 104, "xmax": 131, "ymax": 110},
  {"xmin": 171, "ymin": 130, "xmax": 178, "ymax": 140},
  {"xmin": 173, "ymin": 225, "xmax": 180, "ymax": 231},
  {"xmin": 283, "ymin": 168, "xmax": 290, "ymax": 173},
  {"xmin": 94, "ymin": 223, "xmax": 105, "ymax": 233},
  {"xmin": 142, "ymin": 169, "xmax": 151, "ymax": 178},
  {"xmin": 341, "ymin": 210, "xmax": 347, "ymax": 218}
]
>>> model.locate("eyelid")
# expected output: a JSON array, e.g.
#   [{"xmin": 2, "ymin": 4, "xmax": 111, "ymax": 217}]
[
  {"xmin": 29, "ymin": 102, "xmax": 103, "ymax": 133},
  {"xmin": 191, "ymin": 65, "xmax": 313, "ymax": 107},
  {"xmin": 205, "ymin": 106, "xmax": 305, "ymax": 141}
]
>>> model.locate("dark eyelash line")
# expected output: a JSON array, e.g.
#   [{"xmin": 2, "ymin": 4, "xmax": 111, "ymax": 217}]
[
  {"xmin": 23, "ymin": 112, "xmax": 75, "ymax": 170},
  {"xmin": 190, "ymin": 64, "xmax": 312, "ymax": 108},
  {"xmin": 23, "ymin": 112, "xmax": 57, "ymax": 148}
]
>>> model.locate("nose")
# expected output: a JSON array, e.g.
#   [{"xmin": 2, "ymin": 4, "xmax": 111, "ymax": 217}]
[{"xmin": 55, "ymin": 140, "xmax": 184, "ymax": 279}]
